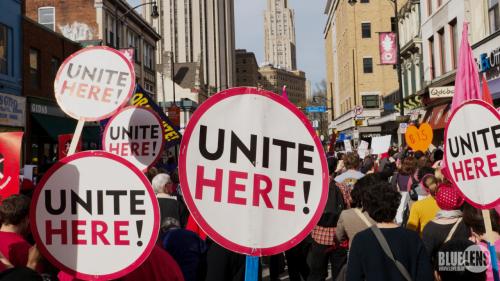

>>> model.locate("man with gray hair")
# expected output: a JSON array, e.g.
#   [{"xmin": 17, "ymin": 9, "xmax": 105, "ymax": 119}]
[{"xmin": 152, "ymin": 173, "xmax": 181, "ymax": 227}]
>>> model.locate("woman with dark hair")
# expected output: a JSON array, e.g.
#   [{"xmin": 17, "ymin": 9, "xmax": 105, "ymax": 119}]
[
  {"xmin": 360, "ymin": 156, "xmax": 375, "ymax": 174},
  {"xmin": 346, "ymin": 182, "xmax": 433, "ymax": 281},
  {"xmin": 391, "ymin": 156, "xmax": 418, "ymax": 192}
]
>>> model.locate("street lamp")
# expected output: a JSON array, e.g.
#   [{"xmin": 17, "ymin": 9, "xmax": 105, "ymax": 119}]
[
  {"xmin": 348, "ymin": 0, "xmax": 405, "ymax": 119},
  {"xmin": 115, "ymin": 1, "xmax": 159, "ymax": 49}
]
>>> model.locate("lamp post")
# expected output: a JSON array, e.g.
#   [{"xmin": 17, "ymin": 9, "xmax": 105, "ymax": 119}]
[{"xmin": 348, "ymin": 0, "xmax": 405, "ymax": 142}]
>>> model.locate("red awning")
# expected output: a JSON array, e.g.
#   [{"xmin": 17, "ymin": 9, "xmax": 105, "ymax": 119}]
[{"xmin": 424, "ymin": 104, "xmax": 450, "ymax": 130}]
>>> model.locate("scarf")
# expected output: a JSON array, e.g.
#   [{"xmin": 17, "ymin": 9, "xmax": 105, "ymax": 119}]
[{"xmin": 436, "ymin": 210, "xmax": 463, "ymax": 219}]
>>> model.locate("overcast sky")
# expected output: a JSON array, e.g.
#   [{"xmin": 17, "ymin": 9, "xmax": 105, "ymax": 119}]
[{"xmin": 128, "ymin": 0, "xmax": 327, "ymax": 88}]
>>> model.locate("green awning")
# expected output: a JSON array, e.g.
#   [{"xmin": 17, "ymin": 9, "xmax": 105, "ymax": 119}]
[{"xmin": 31, "ymin": 114, "xmax": 77, "ymax": 141}]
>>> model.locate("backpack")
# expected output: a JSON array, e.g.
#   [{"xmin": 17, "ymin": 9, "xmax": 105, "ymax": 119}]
[
  {"xmin": 408, "ymin": 176, "xmax": 419, "ymax": 201},
  {"xmin": 317, "ymin": 180, "xmax": 346, "ymax": 227}
]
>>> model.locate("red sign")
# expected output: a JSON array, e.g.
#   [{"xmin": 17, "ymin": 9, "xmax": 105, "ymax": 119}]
[
  {"xmin": 58, "ymin": 134, "xmax": 82, "ymax": 159},
  {"xmin": 379, "ymin": 32, "xmax": 397, "ymax": 65},
  {"xmin": 0, "ymin": 132, "xmax": 23, "ymax": 201},
  {"xmin": 168, "ymin": 105, "xmax": 181, "ymax": 127}
]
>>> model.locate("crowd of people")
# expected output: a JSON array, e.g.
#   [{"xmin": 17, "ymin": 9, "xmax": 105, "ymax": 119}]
[{"xmin": 0, "ymin": 145, "xmax": 499, "ymax": 281}]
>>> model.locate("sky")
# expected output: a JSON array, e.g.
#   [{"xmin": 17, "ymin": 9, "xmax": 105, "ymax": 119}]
[
  {"xmin": 234, "ymin": 0, "xmax": 326, "ymax": 89},
  {"xmin": 128, "ymin": 0, "xmax": 327, "ymax": 88}
]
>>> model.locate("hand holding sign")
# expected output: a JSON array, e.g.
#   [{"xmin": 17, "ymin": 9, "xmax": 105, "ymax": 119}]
[
  {"xmin": 179, "ymin": 87, "xmax": 328, "ymax": 256},
  {"xmin": 405, "ymin": 123, "xmax": 433, "ymax": 152},
  {"xmin": 444, "ymin": 100, "xmax": 500, "ymax": 209},
  {"xmin": 30, "ymin": 151, "xmax": 159, "ymax": 280}
]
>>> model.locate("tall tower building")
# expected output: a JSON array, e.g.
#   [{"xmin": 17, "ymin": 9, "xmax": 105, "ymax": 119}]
[
  {"xmin": 264, "ymin": 0, "xmax": 296, "ymax": 70},
  {"xmin": 144, "ymin": 0, "xmax": 236, "ymax": 99}
]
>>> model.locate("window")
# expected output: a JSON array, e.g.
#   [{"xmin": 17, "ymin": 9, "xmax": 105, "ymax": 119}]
[
  {"xmin": 106, "ymin": 15, "xmax": 115, "ymax": 47},
  {"xmin": 489, "ymin": 2, "xmax": 500, "ymax": 33},
  {"xmin": 29, "ymin": 48, "xmax": 40, "ymax": 88},
  {"xmin": 127, "ymin": 31, "xmax": 140, "ymax": 62},
  {"xmin": 429, "ymin": 36, "xmax": 435, "ymax": 79},
  {"xmin": 50, "ymin": 57, "xmax": 60, "ymax": 78},
  {"xmin": 427, "ymin": 0, "xmax": 433, "ymax": 16},
  {"xmin": 361, "ymin": 22, "xmax": 371, "ymax": 38},
  {"xmin": 449, "ymin": 19, "xmax": 458, "ymax": 69},
  {"xmin": 360, "ymin": 0, "xmax": 369, "ymax": 3},
  {"xmin": 438, "ymin": 28, "xmax": 446, "ymax": 75},
  {"xmin": 38, "ymin": 7, "xmax": 55, "ymax": 31},
  {"xmin": 0, "ymin": 24, "xmax": 8, "ymax": 75},
  {"xmin": 391, "ymin": 17, "xmax": 397, "ymax": 33},
  {"xmin": 362, "ymin": 95, "xmax": 379, "ymax": 108},
  {"xmin": 143, "ymin": 42, "xmax": 154, "ymax": 70},
  {"xmin": 363, "ymin": 57, "xmax": 373, "ymax": 73}
]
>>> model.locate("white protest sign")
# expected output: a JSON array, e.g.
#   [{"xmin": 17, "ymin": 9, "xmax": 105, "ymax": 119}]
[
  {"xmin": 344, "ymin": 140, "xmax": 352, "ymax": 152},
  {"xmin": 54, "ymin": 46, "xmax": 135, "ymax": 121},
  {"xmin": 444, "ymin": 100, "xmax": 500, "ymax": 209},
  {"xmin": 30, "ymin": 151, "xmax": 159, "ymax": 280},
  {"xmin": 371, "ymin": 135, "xmax": 392, "ymax": 155},
  {"xmin": 103, "ymin": 107, "xmax": 164, "ymax": 172},
  {"xmin": 179, "ymin": 87, "xmax": 328, "ymax": 256},
  {"xmin": 358, "ymin": 140, "xmax": 369, "ymax": 158}
]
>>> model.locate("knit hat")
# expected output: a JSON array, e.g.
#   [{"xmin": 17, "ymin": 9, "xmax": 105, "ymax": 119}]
[{"xmin": 435, "ymin": 183, "xmax": 464, "ymax": 210}]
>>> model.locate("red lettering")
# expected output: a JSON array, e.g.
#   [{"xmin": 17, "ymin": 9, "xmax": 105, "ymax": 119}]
[
  {"xmin": 131, "ymin": 142, "xmax": 140, "ymax": 156},
  {"xmin": 71, "ymin": 220, "xmax": 87, "ymax": 245},
  {"xmin": 108, "ymin": 143, "xmax": 120, "ymax": 154},
  {"xmin": 91, "ymin": 220, "xmax": 110, "ymax": 245},
  {"xmin": 87, "ymin": 85, "xmax": 100, "ymax": 100},
  {"xmin": 487, "ymin": 153, "xmax": 500, "ymax": 176},
  {"xmin": 195, "ymin": 166, "xmax": 223, "ymax": 202},
  {"xmin": 227, "ymin": 170, "xmax": 247, "ymax": 205},
  {"xmin": 60, "ymin": 80, "xmax": 76, "ymax": 96},
  {"xmin": 278, "ymin": 178, "xmax": 295, "ymax": 212},
  {"xmin": 46, "ymin": 220, "xmax": 68, "ymax": 245},
  {"xmin": 114, "ymin": 221, "xmax": 130, "ymax": 245},
  {"xmin": 141, "ymin": 142, "xmax": 150, "ymax": 155},
  {"xmin": 452, "ymin": 161, "xmax": 466, "ymax": 182},
  {"xmin": 120, "ymin": 142, "xmax": 129, "ymax": 156},
  {"xmin": 102, "ymin": 88, "xmax": 112, "ymax": 103},
  {"xmin": 252, "ymin": 173, "xmax": 273, "ymax": 208},
  {"xmin": 473, "ymin": 157, "xmax": 487, "ymax": 179},
  {"xmin": 464, "ymin": 159, "xmax": 474, "ymax": 180},
  {"xmin": 76, "ymin": 83, "xmax": 88, "ymax": 98}
]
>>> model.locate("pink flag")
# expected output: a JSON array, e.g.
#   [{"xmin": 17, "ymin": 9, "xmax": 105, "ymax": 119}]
[
  {"xmin": 282, "ymin": 85, "xmax": 288, "ymax": 100},
  {"xmin": 451, "ymin": 22, "xmax": 481, "ymax": 111}
]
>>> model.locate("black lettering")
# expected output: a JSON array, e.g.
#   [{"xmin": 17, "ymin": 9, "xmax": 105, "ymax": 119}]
[
  {"xmin": 262, "ymin": 137, "xmax": 270, "ymax": 168},
  {"xmin": 109, "ymin": 127, "xmax": 120, "ymax": 140},
  {"xmin": 106, "ymin": 190, "xmax": 127, "ymax": 215},
  {"xmin": 70, "ymin": 190, "xmax": 92, "ymax": 215},
  {"xmin": 140, "ymin": 125, "xmax": 149, "ymax": 139},
  {"xmin": 230, "ymin": 131, "xmax": 257, "ymax": 166},
  {"xmin": 82, "ymin": 66, "xmax": 97, "ymax": 81},
  {"xmin": 122, "ymin": 126, "xmax": 132, "ymax": 139},
  {"xmin": 477, "ymin": 128, "xmax": 490, "ymax": 150},
  {"xmin": 298, "ymin": 143, "xmax": 314, "ymax": 175},
  {"xmin": 151, "ymin": 125, "xmax": 160, "ymax": 139},
  {"xmin": 66, "ymin": 63, "xmax": 81, "ymax": 79},
  {"xmin": 97, "ymin": 190, "xmax": 104, "ymax": 215},
  {"xmin": 272, "ymin": 139, "xmax": 296, "ymax": 172},
  {"xmin": 199, "ymin": 125, "xmax": 225, "ymax": 160},
  {"xmin": 45, "ymin": 190, "xmax": 66, "ymax": 215},
  {"xmin": 491, "ymin": 125, "xmax": 500, "ymax": 148},
  {"xmin": 460, "ymin": 134, "xmax": 473, "ymax": 156},
  {"xmin": 130, "ymin": 190, "xmax": 146, "ymax": 215},
  {"xmin": 105, "ymin": 69, "xmax": 118, "ymax": 84}
]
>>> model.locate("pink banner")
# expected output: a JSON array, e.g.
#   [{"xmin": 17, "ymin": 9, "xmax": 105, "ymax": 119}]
[{"xmin": 379, "ymin": 32, "xmax": 397, "ymax": 65}]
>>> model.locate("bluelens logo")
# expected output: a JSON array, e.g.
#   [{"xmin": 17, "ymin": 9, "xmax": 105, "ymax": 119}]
[{"xmin": 438, "ymin": 244, "xmax": 488, "ymax": 273}]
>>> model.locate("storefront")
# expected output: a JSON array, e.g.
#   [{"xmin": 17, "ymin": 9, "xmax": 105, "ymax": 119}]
[
  {"xmin": 26, "ymin": 97, "xmax": 99, "ymax": 172},
  {"xmin": 0, "ymin": 92, "xmax": 25, "ymax": 132},
  {"xmin": 473, "ymin": 30, "xmax": 500, "ymax": 107}
]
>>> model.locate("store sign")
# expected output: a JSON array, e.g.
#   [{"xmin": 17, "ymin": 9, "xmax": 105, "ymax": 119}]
[
  {"xmin": 430, "ymin": 87, "xmax": 455, "ymax": 99},
  {"xmin": 477, "ymin": 47, "xmax": 500, "ymax": 75},
  {"xmin": 30, "ymin": 103, "xmax": 66, "ymax": 117},
  {"xmin": 0, "ymin": 93, "xmax": 25, "ymax": 127}
]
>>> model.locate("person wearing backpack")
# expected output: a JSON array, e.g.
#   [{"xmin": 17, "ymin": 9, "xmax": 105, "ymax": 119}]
[
  {"xmin": 307, "ymin": 153, "xmax": 363, "ymax": 281},
  {"xmin": 347, "ymin": 182, "xmax": 433, "ymax": 281}
]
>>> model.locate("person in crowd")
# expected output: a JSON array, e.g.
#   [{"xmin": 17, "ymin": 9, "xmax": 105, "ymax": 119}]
[
  {"xmin": 360, "ymin": 156, "xmax": 375, "ymax": 174},
  {"xmin": 204, "ymin": 240, "xmax": 246, "ymax": 281},
  {"xmin": 377, "ymin": 147, "xmax": 398, "ymax": 182},
  {"xmin": 390, "ymin": 156, "xmax": 418, "ymax": 192},
  {"xmin": 152, "ymin": 173, "xmax": 181, "ymax": 225},
  {"xmin": 346, "ymin": 182, "xmax": 433, "ymax": 281},
  {"xmin": 146, "ymin": 167, "xmax": 159, "ymax": 182},
  {"xmin": 0, "ymin": 245, "xmax": 44, "ymax": 281},
  {"xmin": 171, "ymin": 169, "xmax": 190, "ymax": 228},
  {"xmin": 421, "ymin": 182, "xmax": 469, "ymax": 265},
  {"xmin": 336, "ymin": 174, "xmax": 380, "ymax": 247},
  {"xmin": 462, "ymin": 204, "xmax": 500, "ymax": 281},
  {"xmin": 0, "ymin": 195, "xmax": 33, "ymax": 269},
  {"xmin": 161, "ymin": 217, "xmax": 207, "ymax": 281},
  {"xmin": 406, "ymin": 171, "xmax": 440, "ymax": 235},
  {"xmin": 432, "ymin": 149, "xmax": 444, "ymax": 169},
  {"xmin": 435, "ymin": 239, "xmax": 486, "ymax": 281},
  {"xmin": 307, "ymin": 153, "xmax": 363, "ymax": 281}
]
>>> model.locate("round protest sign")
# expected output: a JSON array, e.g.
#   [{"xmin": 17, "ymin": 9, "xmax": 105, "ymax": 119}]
[
  {"xmin": 444, "ymin": 99, "xmax": 500, "ymax": 209},
  {"xmin": 54, "ymin": 46, "xmax": 135, "ymax": 121},
  {"xmin": 179, "ymin": 87, "xmax": 328, "ymax": 256},
  {"xmin": 30, "ymin": 151, "xmax": 159, "ymax": 280},
  {"xmin": 103, "ymin": 107, "xmax": 164, "ymax": 172}
]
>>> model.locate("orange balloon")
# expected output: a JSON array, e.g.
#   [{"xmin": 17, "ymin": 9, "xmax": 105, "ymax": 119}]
[{"xmin": 404, "ymin": 123, "xmax": 434, "ymax": 152}]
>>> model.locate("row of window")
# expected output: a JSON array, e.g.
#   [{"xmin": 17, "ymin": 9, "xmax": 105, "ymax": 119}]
[
  {"xmin": 0, "ymin": 24, "xmax": 8, "ymax": 75},
  {"xmin": 340, "ymin": 94, "xmax": 378, "ymax": 115},
  {"xmin": 29, "ymin": 48, "xmax": 60, "ymax": 89},
  {"xmin": 428, "ymin": 18, "xmax": 458, "ymax": 80}
]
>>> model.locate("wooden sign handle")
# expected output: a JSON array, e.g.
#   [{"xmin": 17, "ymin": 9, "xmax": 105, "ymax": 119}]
[
  {"xmin": 68, "ymin": 119, "xmax": 85, "ymax": 156},
  {"xmin": 483, "ymin": 209, "xmax": 496, "ymax": 244}
]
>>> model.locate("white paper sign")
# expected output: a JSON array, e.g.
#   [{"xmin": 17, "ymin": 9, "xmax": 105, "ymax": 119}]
[
  {"xmin": 103, "ymin": 107, "xmax": 164, "ymax": 172},
  {"xmin": 179, "ymin": 88, "xmax": 329, "ymax": 256},
  {"xmin": 358, "ymin": 140, "xmax": 369, "ymax": 158},
  {"xmin": 54, "ymin": 46, "xmax": 135, "ymax": 121},
  {"xmin": 371, "ymin": 135, "xmax": 392, "ymax": 155},
  {"xmin": 344, "ymin": 140, "xmax": 352, "ymax": 152},
  {"xmin": 444, "ymin": 100, "xmax": 500, "ymax": 209},
  {"xmin": 30, "ymin": 151, "xmax": 159, "ymax": 280}
]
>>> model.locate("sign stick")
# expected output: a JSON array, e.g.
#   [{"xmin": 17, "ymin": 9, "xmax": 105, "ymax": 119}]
[
  {"xmin": 68, "ymin": 119, "xmax": 84, "ymax": 156},
  {"xmin": 244, "ymin": 256, "xmax": 259, "ymax": 281}
]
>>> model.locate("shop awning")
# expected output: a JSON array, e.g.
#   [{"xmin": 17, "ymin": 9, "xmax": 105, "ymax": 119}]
[
  {"xmin": 422, "ymin": 104, "xmax": 450, "ymax": 130},
  {"xmin": 32, "ymin": 114, "xmax": 77, "ymax": 141}
]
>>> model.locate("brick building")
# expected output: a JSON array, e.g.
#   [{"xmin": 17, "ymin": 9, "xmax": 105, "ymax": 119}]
[
  {"xmin": 24, "ymin": 0, "xmax": 160, "ymax": 98},
  {"xmin": 22, "ymin": 17, "xmax": 83, "ymax": 167},
  {"xmin": 235, "ymin": 49, "xmax": 259, "ymax": 87},
  {"xmin": 258, "ymin": 64, "xmax": 306, "ymax": 107}
]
